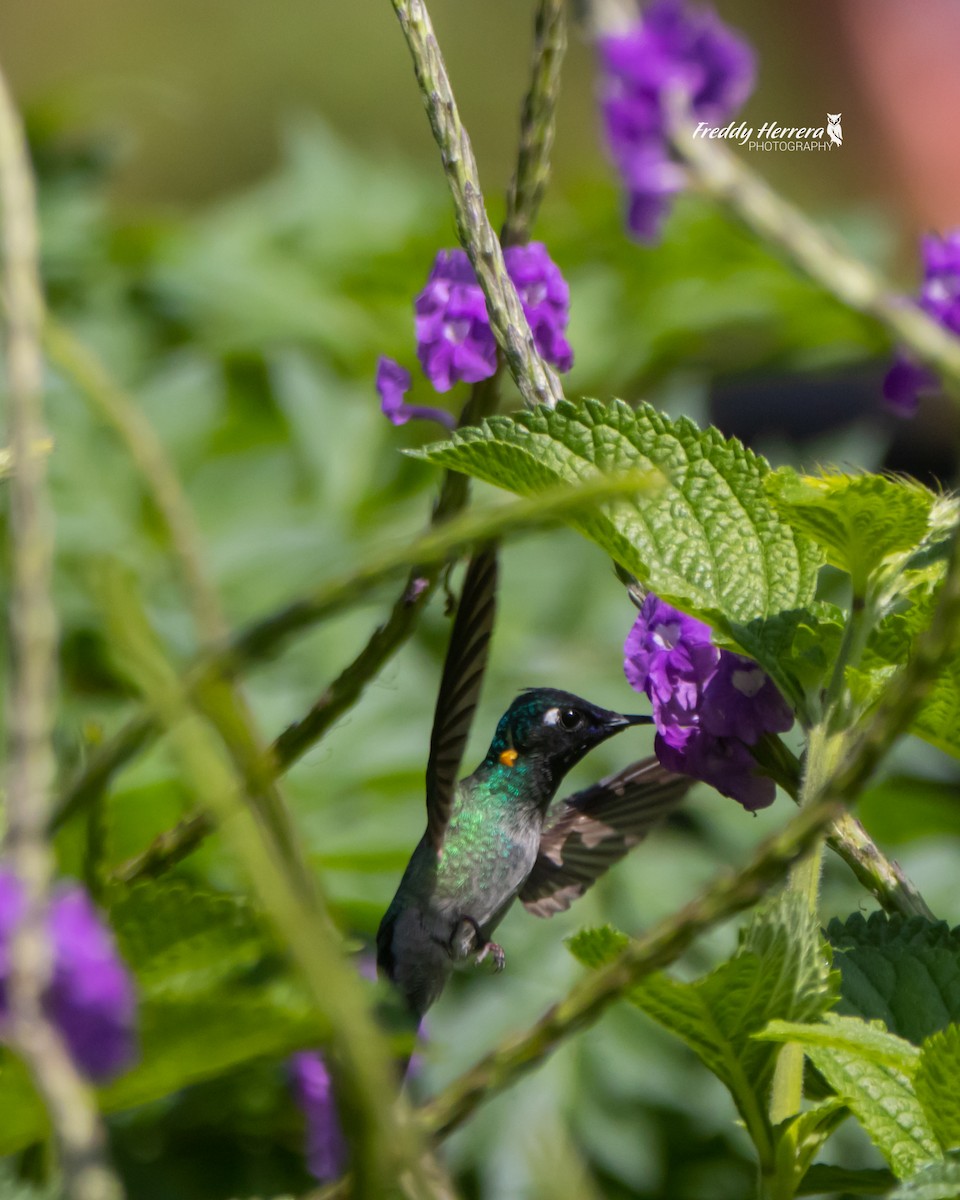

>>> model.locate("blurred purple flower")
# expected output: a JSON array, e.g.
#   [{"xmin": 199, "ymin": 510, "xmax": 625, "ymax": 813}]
[
  {"xmin": 599, "ymin": 0, "xmax": 755, "ymax": 242},
  {"xmin": 883, "ymin": 230, "xmax": 960, "ymax": 416},
  {"xmin": 376, "ymin": 357, "xmax": 456, "ymax": 430},
  {"xmin": 624, "ymin": 594, "xmax": 792, "ymax": 810},
  {"xmin": 290, "ymin": 1051, "xmax": 346, "ymax": 1184},
  {"xmin": 0, "ymin": 871, "xmax": 136, "ymax": 1080},
  {"xmin": 378, "ymin": 243, "xmax": 573, "ymax": 416}
]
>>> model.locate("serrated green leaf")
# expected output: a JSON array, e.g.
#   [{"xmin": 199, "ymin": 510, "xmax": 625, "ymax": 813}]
[
  {"xmin": 0, "ymin": 987, "xmax": 327, "ymax": 1158},
  {"xmin": 766, "ymin": 471, "xmax": 935, "ymax": 594},
  {"xmin": 796, "ymin": 1163, "xmax": 895, "ymax": 1196},
  {"xmin": 417, "ymin": 401, "xmax": 821, "ymax": 633},
  {"xmin": 805, "ymin": 1040, "xmax": 941, "ymax": 1179},
  {"xmin": 758, "ymin": 1013, "xmax": 920, "ymax": 1074},
  {"xmin": 99, "ymin": 989, "xmax": 326, "ymax": 1117},
  {"xmin": 856, "ymin": 576, "xmax": 960, "ymax": 761},
  {"xmin": 566, "ymin": 924, "xmax": 629, "ymax": 970},
  {"xmin": 110, "ymin": 880, "xmax": 275, "ymax": 997},
  {"xmin": 828, "ymin": 913, "xmax": 960, "ymax": 1044},
  {"xmin": 569, "ymin": 892, "xmax": 836, "ymax": 1159},
  {"xmin": 916, "ymin": 1025, "xmax": 960, "ymax": 1151},
  {"xmin": 889, "ymin": 1157, "xmax": 960, "ymax": 1199}
]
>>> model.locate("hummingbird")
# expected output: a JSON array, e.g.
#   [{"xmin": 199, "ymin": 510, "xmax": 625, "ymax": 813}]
[{"xmin": 377, "ymin": 547, "xmax": 691, "ymax": 1019}]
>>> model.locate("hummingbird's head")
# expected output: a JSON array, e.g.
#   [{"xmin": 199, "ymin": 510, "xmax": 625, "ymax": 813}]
[{"xmin": 485, "ymin": 688, "xmax": 652, "ymax": 798}]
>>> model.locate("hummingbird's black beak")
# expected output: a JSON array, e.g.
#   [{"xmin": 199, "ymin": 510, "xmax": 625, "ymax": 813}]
[{"xmin": 608, "ymin": 713, "xmax": 654, "ymax": 729}]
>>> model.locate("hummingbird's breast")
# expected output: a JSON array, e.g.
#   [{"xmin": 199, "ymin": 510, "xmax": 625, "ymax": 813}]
[{"xmin": 434, "ymin": 778, "xmax": 542, "ymax": 930}]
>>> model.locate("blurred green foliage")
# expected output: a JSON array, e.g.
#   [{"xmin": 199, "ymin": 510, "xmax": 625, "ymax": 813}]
[{"xmin": 2, "ymin": 114, "xmax": 958, "ymax": 1198}]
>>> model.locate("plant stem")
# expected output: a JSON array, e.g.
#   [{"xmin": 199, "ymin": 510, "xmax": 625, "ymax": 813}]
[
  {"xmin": 502, "ymin": 0, "xmax": 566, "ymax": 248},
  {"xmin": 0, "ymin": 61, "xmax": 122, "ymax": 1200},
  {"xmin": 768, "ymin": 724, "xmax": 835, "ymax": 1129},
  {"xmin": 390, "ymin": 0, "xmax": 563, "ymax": 408}
]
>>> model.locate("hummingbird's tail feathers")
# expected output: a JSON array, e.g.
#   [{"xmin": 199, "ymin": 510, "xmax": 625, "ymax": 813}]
[
  {"xmin": 519, "ymin": 756, "xmax": 692, "ymax": 917},
  {"xmin": 425, "ymin": 545, "xmax": 499, "ymax": 851}
]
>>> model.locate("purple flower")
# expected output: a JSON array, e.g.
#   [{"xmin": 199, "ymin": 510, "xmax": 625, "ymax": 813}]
[
  {"xmin": 378, "ymin": 243, "xmax": 573, "ymax": 417},
  {"xmin": 415, "ymin": 250, "xmax": 498, "ymax": 392},
  {"xmin": 656, "ymin": 729, "xmax": 775, "ymax": 811},
  {"xmin": 290, "ymin": 1051, "xmax": 346, "ymax": 1183},
  {"xmin": 0, "ymin": 871, "xmax": 136, "ymax": 1080},
  {"xmin": 503, "ymin": 243, "xmax": 574, "ymax": 372},
  {"xmin": 883, "ymin": 230, "xmax": 960, "ymax": 416},
  {"xmin": 376, "ymin": 357, "xmax": 456, "ymax": 430},
  {"xmin": 624, "ymin": 595, "xmax": 792, "ymax": 810},
  {"xmin": 599, "ymin": 0, "xmax": 755, "ymax": 242},
  {"xmin": 699, "ymin": 654, "xmax": 794, "ymax": 744}
]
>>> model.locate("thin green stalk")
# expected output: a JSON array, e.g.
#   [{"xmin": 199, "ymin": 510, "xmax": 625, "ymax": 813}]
[
  {"xmin": 767, "ymin": 726, "xmax": 836, "ymax": 1130},
  {"xmin": 828, "ymin": 813, "xmax": 933, "ymax": 919},
  {"xmin": 390, "ymin": 0, "xmax": 563, "ymax": 409},
  {"xmin": 501, "ymin": 0, "xmax": 566, "ymax": 248},
  {"xmin": 0, "ymin": 60, "xmax": 121, "ymax": 1200},
  {"xmin": 670, "ymin": 118, "xmax": 960, "ymax": 400}
]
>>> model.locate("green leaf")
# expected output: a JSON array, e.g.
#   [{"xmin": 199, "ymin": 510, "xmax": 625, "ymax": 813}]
[
  {"xmin": 796, "ymin": 1163, "xmax": 895, "ymax": 1196},
  {"xmin": 758, "ymin": 1013, "xmax": 920, "ymax": 1075},
  {"xmin": 889, "ymin": 1157, "xmax": 960, "ymax": 1199},
  {"xmin": 827, "ymin": 913, "xmax": 960, "ymax": 1044},
  {"xmin": 916, "ymin": 1025, "xmax": 960, "ymax": 1151},
  {"xmin": 723, "ymin": 601, "xmax": 846, "ymax": 715},
  {"xmin": 570, "ymin": 892, "xmax": 837, "ymax": 1163},
  {"xmin": 772, "ymin": 1099, "xmax": 849, "ymax": 1198},
  {"xmin": 766, "ymin": 471, "xmax": 935, "ymax": 594},
  {"xmin": 110, "ymin": 880, "xmax": 275, "ymax": 996},
  {"xmin": 804, "ymin": 1039, "xmax": 940, "ymax": 1179},
  {"xmin": 416, "ymin": 400, "xmax": 822, "ymax": 632},
  {"xmin": 912, "ymin": 652, "xmax": 960, "ymax": 761},
  {"xmin": 565, "ymin": 924, "xmax": 629, "ymax": 970},
  {"xmin": 858, "ymin": 775, "xmax": 960, "ymax": 844},
  {"xmin": 0, "ymin": 987, "xmax": 327, "ymax": 1158}
]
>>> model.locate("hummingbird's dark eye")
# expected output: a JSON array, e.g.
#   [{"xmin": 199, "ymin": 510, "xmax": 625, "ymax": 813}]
[{"xmin": 557, "ymin": 707, "xmax": 584, "ymax": 732}]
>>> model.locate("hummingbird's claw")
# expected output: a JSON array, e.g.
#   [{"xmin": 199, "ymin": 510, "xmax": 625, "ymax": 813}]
[{"xmin": 474, "ymin": 940, "xmax": 505, "ymax": 972}]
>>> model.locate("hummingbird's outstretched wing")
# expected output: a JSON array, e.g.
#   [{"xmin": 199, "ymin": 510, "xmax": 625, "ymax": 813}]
[
  {"xmin": 519, "ymin": 757, "xmax": 692, "ymax": 917},
  {"xmin": 425, "ymin": 545, "xmax": 498, "ymax": 852}
]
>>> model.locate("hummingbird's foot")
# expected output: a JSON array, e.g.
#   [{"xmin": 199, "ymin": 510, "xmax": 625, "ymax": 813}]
[
  {"xmin": 450, "ymin": 916, "xmax": 506, "ymax": 972},
  {"xmin": 474, "ymin": 939, "xmax": 505, "ymax": 972}
]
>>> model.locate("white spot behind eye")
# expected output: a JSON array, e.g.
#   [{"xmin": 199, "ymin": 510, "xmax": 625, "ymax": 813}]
[{"xmin": 544, "ymin": 707, "xmax": 560, "ymax": 726}]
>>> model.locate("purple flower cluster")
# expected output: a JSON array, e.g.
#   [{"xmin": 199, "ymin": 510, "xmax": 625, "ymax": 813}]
[
  {"xmin": 377, "ymin": 242, "xmax": 573, "ymax": 424},
  {"xmin": 883, "ymin": 231, "xmax": 960, "ymax": 416},
  {"xmin": 599, "ymin": 0, "xmax": 755, "ymax": 241},
  {"xmin": 0, "ymin": 871, "xmax": 136, "ymax": 1080},
  {"xmin": 290, "ymin": 1051, "xmax": 346, "ymax": 1183},
  {"xmin": 625, "ymin": 595, "xmax": 793, "ymax": 810}
]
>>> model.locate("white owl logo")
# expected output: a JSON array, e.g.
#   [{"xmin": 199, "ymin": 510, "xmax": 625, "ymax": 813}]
[{"xmin": 827, "ymin": 113, "xmax": 843, "ymax": 147}]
